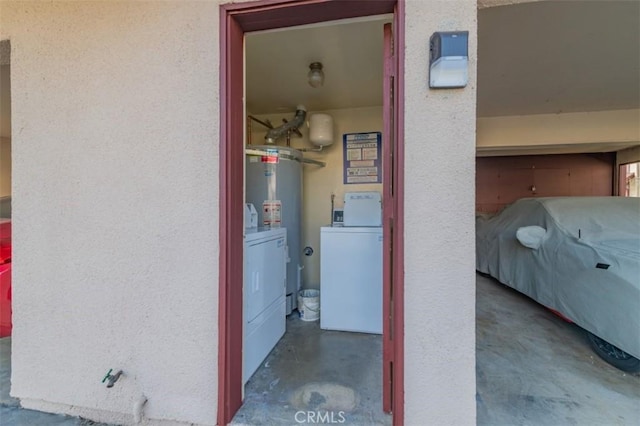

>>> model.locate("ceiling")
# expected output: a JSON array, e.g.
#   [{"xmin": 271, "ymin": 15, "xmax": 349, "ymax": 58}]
[
  {"xmin": 477, "ymin": 0, "xmax": 640, "ymax": 117},
  {"xmin": 246, "ymin": 0, "xmax": 639, "ymax": 118},
  {"xmin": 246, "ymin": 16, "xmax": 390, "ymax": 115},
  {"xmin": 1, "ymin": 1, "xmax": 638, "ymax": 138}
]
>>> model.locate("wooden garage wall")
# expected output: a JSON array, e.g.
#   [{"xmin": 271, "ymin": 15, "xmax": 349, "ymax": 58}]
[{"xmin": 476, "ymin": 153, "xmax": 614, "ymax": 213}]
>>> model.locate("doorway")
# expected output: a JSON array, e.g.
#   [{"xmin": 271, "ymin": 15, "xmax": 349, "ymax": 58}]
[{"xmin": 219, "ymin": 1, "xmax": 404, "ymax": 425}]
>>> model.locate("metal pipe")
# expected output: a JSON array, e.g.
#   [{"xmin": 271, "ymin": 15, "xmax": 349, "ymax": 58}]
[
  {"xmin": 248, "ymin": 115, "xmax": 273, "ymax": 130},
  {"xmin": 300, "ymin": 157, "xmax": 326, "ymax": 167},
  {"xmin": 299, "ymin": 146, "xmax": 324, "ymax": 153},
  {"xmin": 133, "ymin": 395, "xmax": 147, "ymax": 423},
  {"xmin": 265, "ymin": 105, "xmax": 306, "ymax": 144}
]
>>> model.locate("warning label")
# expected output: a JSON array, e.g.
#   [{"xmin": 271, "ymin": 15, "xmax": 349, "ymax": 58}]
[{"xmin": 262, "ymin": 200, "xmax": 282, "ymax": 227}]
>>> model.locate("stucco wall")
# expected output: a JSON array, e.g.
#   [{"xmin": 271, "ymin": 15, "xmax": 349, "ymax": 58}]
[
  {"xmin": 403, "ymin": 0, "xmax": 477, "ymax": 424},
  {"xmin": 249, "ymin": 106, "xmax": 383, "ymax": 289},
  {"xmin": 0, "ymin": 0, "xmax": 477, "ymax": 425},
  {"xmin": 1, "ymin": 1, "xmax": 221, "ymax": 424}
]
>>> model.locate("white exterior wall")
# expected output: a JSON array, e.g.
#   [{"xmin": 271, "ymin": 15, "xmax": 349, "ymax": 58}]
[
  {"xmin": 0, "ymin": 1, "xmax": 221, "ymax": 424},
  {"xmin": 404, "ymin": 0, "xmax": 477, "ymax": 424},
  {"xmin": 0, "ymin": 0, "xmax": 477, "ymax": 425}
]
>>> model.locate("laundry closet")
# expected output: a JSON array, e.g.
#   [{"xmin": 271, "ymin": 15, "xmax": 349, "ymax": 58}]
[{"xmin": 234, "ymin": 14, "xmax": 392, "ymax": 425}]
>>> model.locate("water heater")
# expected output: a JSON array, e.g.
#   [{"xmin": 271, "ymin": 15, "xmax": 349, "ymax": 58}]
[{"xmin": 246, "ymin": 146, "xmax": 303, "ymax": 314}]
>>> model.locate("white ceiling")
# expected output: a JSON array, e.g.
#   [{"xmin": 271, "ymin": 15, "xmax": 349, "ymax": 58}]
[
  {"xmin": 477, "ymin": 0, "xmax": 640, "ymax": 117},
  {"xmin": 246, "ymin": 16, "xmax": 390, "ymax": 115},
  {"xmin": 246, "ymin": 0, "xmax": 640, "ymax": 118}
]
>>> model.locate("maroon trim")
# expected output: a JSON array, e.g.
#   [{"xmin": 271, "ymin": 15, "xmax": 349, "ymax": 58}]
[
  {"xmin": 219, "ymin": 1, "xmax": 404, "ymax": 424},
  {"xmin": 392, "ymin": 2, "xmax": 405, "ymax": 424},
  {"xmin": 218, "ymin": 8, "xmax": 245, "ymax": 426},
  {"xmin": 226, "ymin": 0, "xmax": 395, "ymax": 32},
  {"xmin": 382, "ymin": 22, "xmax": 393, "ymax": 414}
]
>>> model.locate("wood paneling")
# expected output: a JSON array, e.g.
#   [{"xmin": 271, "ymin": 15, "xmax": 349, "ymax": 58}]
[{"xmin": 476, "ymin": 154, "xmax": 614, "ymax": 213}]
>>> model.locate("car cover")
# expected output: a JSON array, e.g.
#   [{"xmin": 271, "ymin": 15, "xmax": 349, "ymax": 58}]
[{"xmin": 476, "ymin": 197, "xmax": 640, "ymax": 360}]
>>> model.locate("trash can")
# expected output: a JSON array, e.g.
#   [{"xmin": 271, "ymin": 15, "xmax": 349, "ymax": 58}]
[{"xmin": 298, "ymin": 289, "xmax": 320, "ymax": 322}]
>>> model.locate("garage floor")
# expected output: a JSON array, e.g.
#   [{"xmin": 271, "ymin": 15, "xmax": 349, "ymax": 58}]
[
  {"xmin": 1, "ymin": 274, "xmax": 639, "ymax": 425},
  {"xmin": 476, "ymin": 273, "xmax": 640, "ymax": 425},
  {"xmin": 231, "ymin": 316, "xmax": 391, "ymax": 425},
  {"xmin": 0, "ymin": 337, "xmax": 110, "ymax": 425}
]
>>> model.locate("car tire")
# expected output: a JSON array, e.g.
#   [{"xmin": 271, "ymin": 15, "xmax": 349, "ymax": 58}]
[{"xmin": 586, "ymin": 331, "xmax": 640, "ymax": 373}]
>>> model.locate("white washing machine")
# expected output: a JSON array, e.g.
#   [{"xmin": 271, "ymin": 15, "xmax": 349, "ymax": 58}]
[
  {"xmin": 320, "ymin": 226, "xmax": 383, "ymax": 334},
  {"xmin": 243, "ymin": 227, "xmax": 287, "ymax": 384}
]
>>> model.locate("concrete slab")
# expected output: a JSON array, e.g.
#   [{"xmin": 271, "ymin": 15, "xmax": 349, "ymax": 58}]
[
  {"xmin": 231, "ymin": 315, "xmax": 391, "ymax": 426},
  {"xmin": 476, "ymin": 273, "xmax": 640, "ymax": 425}
]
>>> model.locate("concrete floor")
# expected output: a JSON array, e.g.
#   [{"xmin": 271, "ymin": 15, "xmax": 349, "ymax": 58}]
[
  {"xmin": 0, "ymin": 337, "xmax": 111, "ymax": 425},
  {"xmin": 476, "ymin": 273, "xmax": 640, "ymax": 425},
  {"xmin": 231, "ymin": 315, "xmax": 391, "ymax": 426},
  {"xmin": 2, "ymin": 274, "xmax": 639, "ymax": 425}
]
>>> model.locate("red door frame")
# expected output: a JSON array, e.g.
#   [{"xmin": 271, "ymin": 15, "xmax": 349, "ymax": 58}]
[{"xmin": 219, "ymin": 1, "xmax": 404, "ymax": 424}]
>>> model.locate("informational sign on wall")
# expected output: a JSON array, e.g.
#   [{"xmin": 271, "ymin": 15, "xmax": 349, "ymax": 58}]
[{"xmin": 343, "ymin": 132, "xmax": 382, "ymax": 184}]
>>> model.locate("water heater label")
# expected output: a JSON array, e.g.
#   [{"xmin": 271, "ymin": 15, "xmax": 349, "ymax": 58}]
[
  {"xmin": 263, "ymin": 200, "xmax": 282, "ymax": 227},
  {"xmin": 261, "ymin": 149, "xmax": 279, "ymax": 164}
]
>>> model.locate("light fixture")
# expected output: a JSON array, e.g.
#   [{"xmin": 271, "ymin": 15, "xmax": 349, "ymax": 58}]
[
  {"xmin": 307, "ymin": 62, "xmax": 324, "ymax": 88},
  {"xmin": 429, "ymin": 31, "xmax": 469, "ymax": 88}
]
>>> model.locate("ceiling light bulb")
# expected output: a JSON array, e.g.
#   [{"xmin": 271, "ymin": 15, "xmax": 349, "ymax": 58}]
[{"xmin": 308, "ymin": 62, "xmax": 324, "ymax": 88}]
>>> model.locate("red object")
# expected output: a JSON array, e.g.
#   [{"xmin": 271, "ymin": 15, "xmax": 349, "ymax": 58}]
[
  {"xmin": 0, "ymin": 263, "xmax": 11, "ymax": 337},
  {"xmin": 0, "ymin": 219, "xmax": 11, "ymax": 337},
  {"xmin": 549, "ymin": 308, "xmax": 574, "ymax": 323}
]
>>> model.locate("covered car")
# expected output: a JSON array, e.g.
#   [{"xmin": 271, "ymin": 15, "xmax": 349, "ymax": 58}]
[{"xmin": 476, "ymin": 197, "xmax": 640, "ymax": 372}]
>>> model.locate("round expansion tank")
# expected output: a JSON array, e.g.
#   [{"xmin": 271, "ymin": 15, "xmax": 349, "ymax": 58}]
[
  {"xmin": 308, "ymin": 113, "xmax": 334, "ymax": 147},
  {"xmin": 245, "ymin": 146, "xmax": 303, "ymax": 314}
]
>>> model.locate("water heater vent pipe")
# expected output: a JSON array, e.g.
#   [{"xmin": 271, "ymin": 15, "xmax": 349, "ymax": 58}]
[{"xmin": 265, "ymin": 105, "xmax": 307, "ymax": 144}]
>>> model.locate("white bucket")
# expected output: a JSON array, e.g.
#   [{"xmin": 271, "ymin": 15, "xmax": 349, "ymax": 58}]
[{"xmin": 298, "ymin": 289, "xmax": 320, "ymax": 322}]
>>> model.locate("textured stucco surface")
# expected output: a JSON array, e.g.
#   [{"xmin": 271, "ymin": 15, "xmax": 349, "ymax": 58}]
[
  {"xmin": 0, "ymin": 0, "xmax": 477, "ymax": 425},
  {"xmin": 1, "ymin": 1, "xmax": 221, "ymax": 424},
  {"xmin": 403, "ymin": 0, "xmax": 477, "ymax": 424}
]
